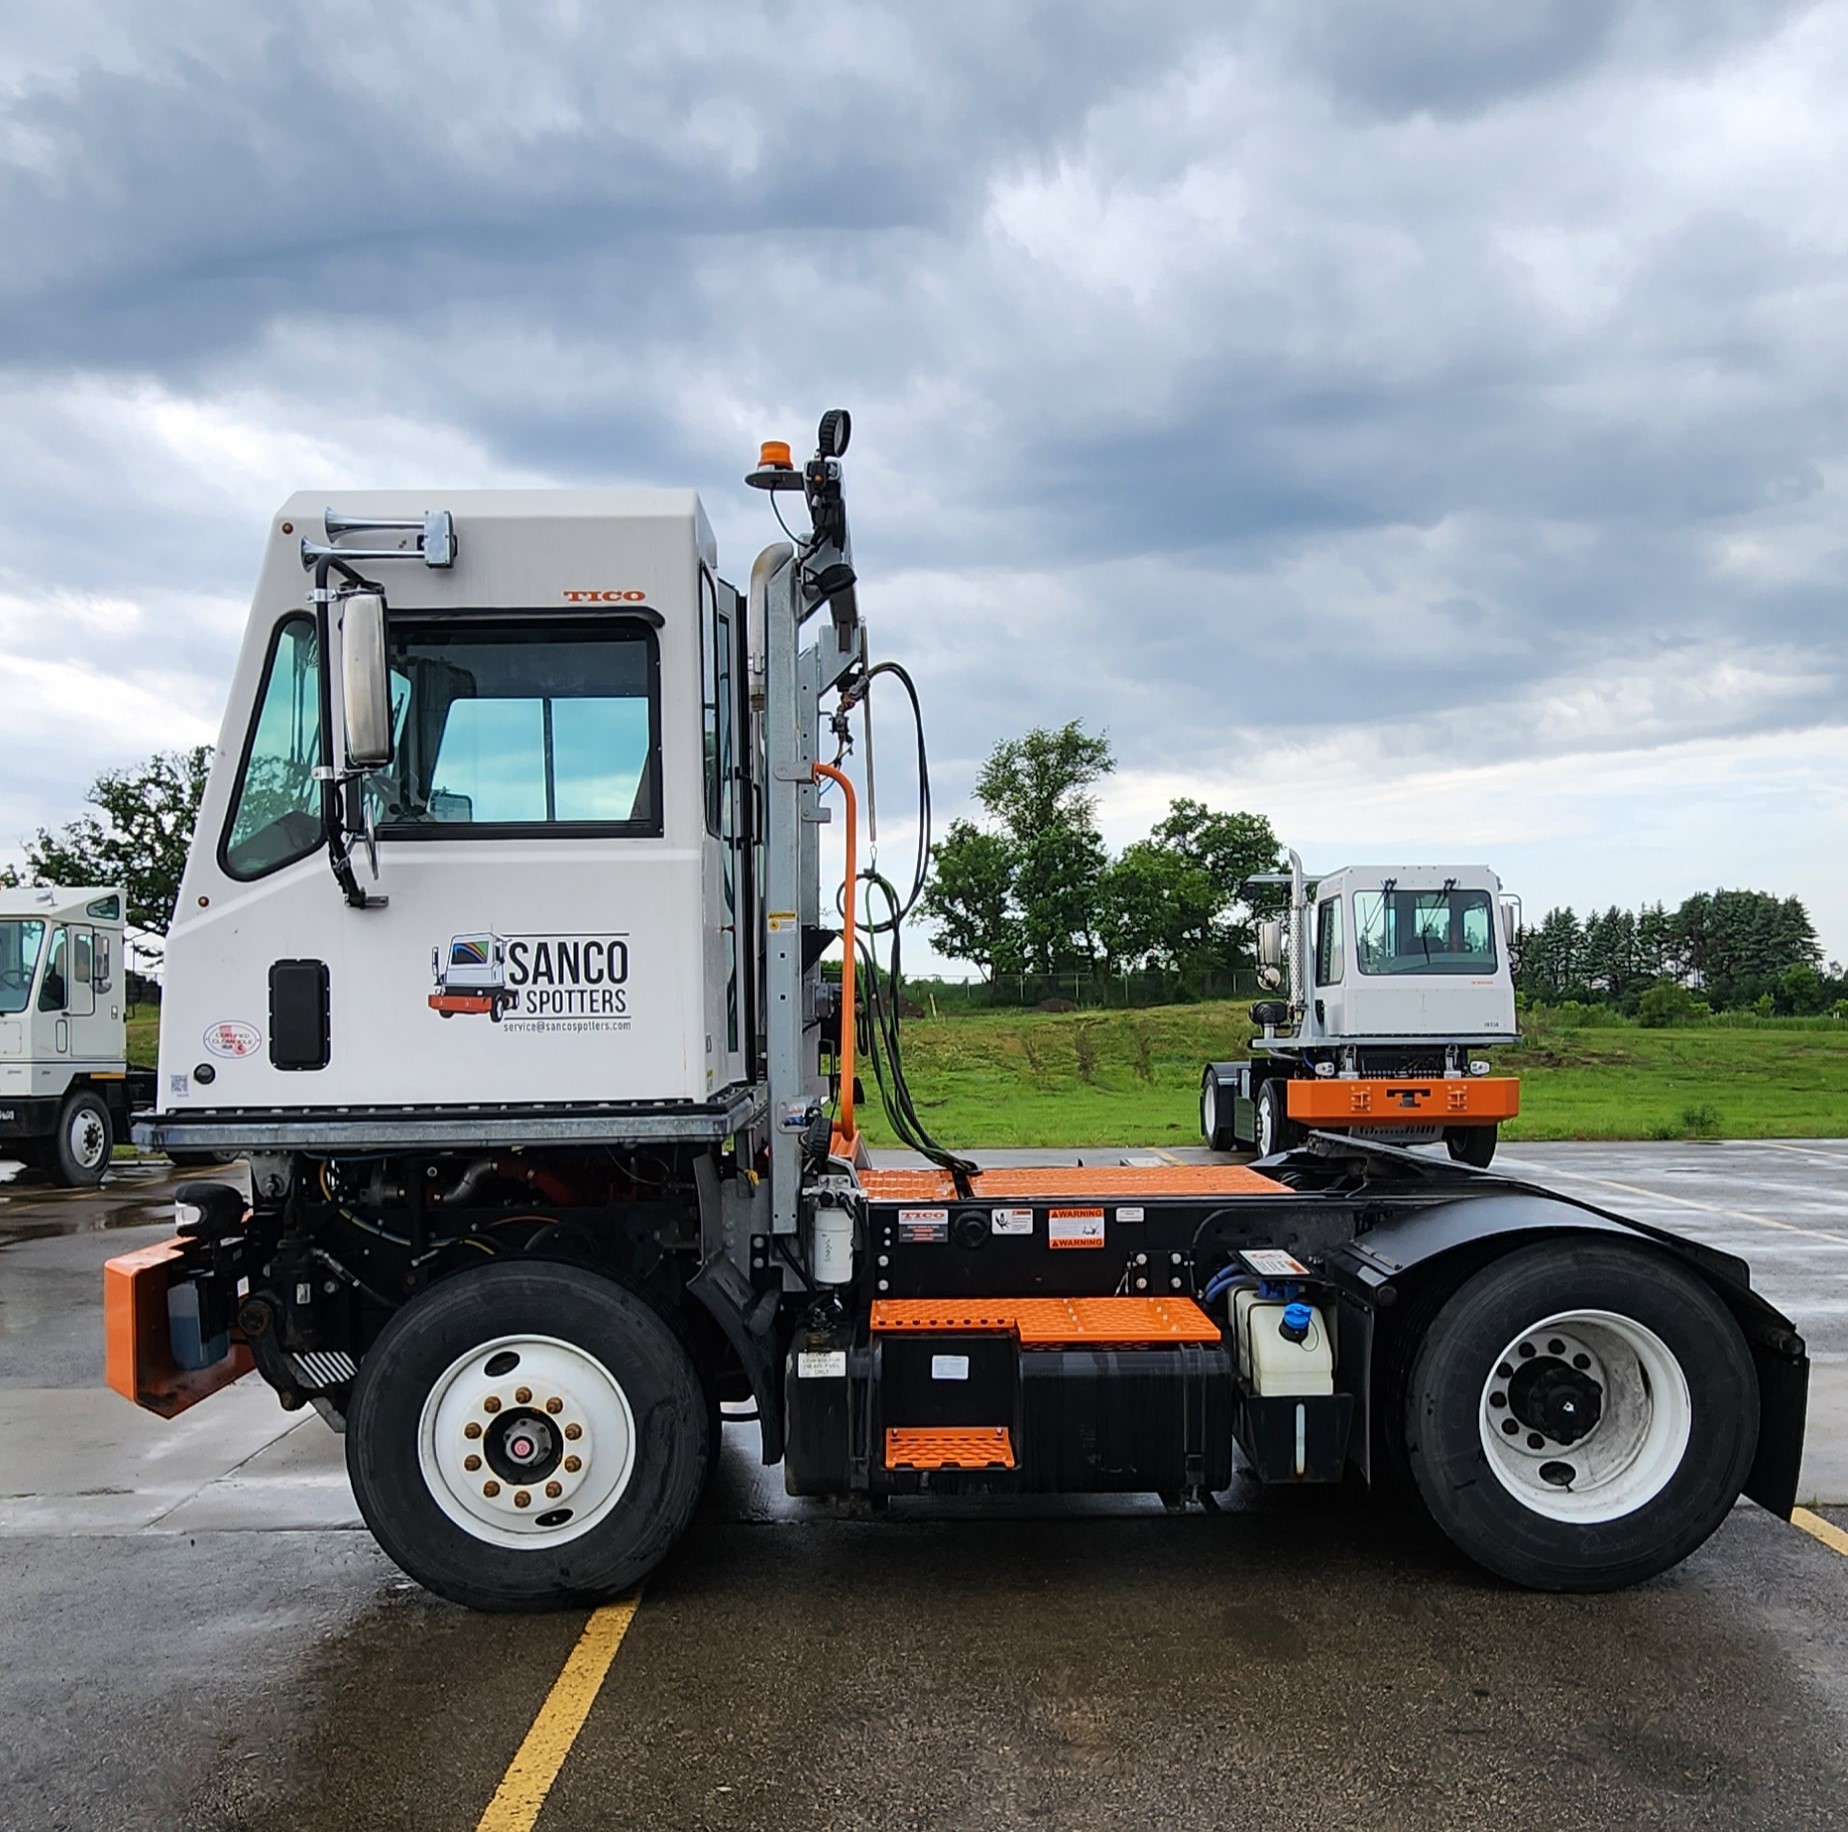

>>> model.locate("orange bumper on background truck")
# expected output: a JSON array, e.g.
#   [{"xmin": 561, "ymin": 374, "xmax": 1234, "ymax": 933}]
[{"xmin": 1286, "ymin": 1075, "xmax": 1520, "ymax": 1128}]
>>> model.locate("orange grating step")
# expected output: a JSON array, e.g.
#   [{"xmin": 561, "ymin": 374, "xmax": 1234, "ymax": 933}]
[
  {"xmin": 859, "ymin": 1165, "xmax": 1285, "ymax": 1201},
  {"xmin": 870, "ymin": 1295, "xmax": 1222, "ymax": 1346},
  {"xmin": 885, "ymin": 1426, "xmax": 1016, "ymax": 1471}
]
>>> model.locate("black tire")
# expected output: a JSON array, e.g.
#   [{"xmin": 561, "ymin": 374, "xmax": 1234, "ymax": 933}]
[
  {"xmin": 1403, "ymin": 1240, "xmax": 1757, "ymax": 1592},
  {"xmin": 1446, "ymin": 1125, "xmax": 1497, "ymax": 1168},
  {"xmin": 166, "ymin": 1149, "xmax": 229, "ymax": 1169},
  {"xmin": 347, "ymin": 1262, "xmax": 712, "ymax": 1611},
  {"xmin": 1254, "ymin": 1079, "xmax": 1299, "ymax": 1157},
  {"xmin": 1201, "ymin": 1070, "xmax": 1235, "ymax": 1151},
  {"xmin": 51, "ymin": 1090, "xmax": 112, "ymax": 1187}
]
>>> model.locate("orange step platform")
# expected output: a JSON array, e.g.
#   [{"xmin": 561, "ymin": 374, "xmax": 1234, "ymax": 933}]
[
  {"xmin": 858, "ymin": 1165, "xmax": 1285, "ymax": 1202},
  {"xmin": 870, "ymin": 1294, "xmax": 1221, "ymax": 1346}
]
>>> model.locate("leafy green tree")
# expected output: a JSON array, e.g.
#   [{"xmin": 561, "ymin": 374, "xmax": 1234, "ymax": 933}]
[
  {"xmin": 25, "ymin": 747, "xmax": 211, "ymax": 934},
  {"xmin": 973, "ymin": 722, "xmax": 1113, "ymax": 834},
  {"xmin": 1675, "ymin": 889, "xmax": 1820, "ymax": 1009},
  {"xmin": 1638, "ymin": 980, "xmax": 1707, "ymax": 1027},
  {"xmin": 921, "ymin": 821, "xmax": 1019, "ymax": 981},
  {"xmin": 1097, "ymin": 841, "xmax": 1220, "ymax": 971},
  {"xmin": 1012, "ymin": 819, "xmax": 1110, "ymax": 975}
]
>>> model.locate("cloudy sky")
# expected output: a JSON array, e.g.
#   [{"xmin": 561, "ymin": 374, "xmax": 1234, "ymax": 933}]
[{"xmin": 4, "ymin": 0, "xmax": 1846, "ymax": 969}]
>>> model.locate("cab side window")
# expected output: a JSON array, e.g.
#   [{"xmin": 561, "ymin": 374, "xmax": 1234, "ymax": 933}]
[
  {"xmin": 38, "ymin": 926, "xmax": 67, "ymax": 1012},
  {"xmin": 224, "ymin": 616, "xmax": 325, "ymax": 880},
  {"xmin": 1315, "ymin": 896, "xmax": 1344, "ymax": 986}
]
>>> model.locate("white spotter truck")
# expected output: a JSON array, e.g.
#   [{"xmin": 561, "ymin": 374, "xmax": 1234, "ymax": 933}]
[
  {"xmin": 1202, "ymin": 857, "xmax": 1522, "ymax": 1166},
  {"xmin": 0, "ymin": 884, "xmax": 146, "ymax": 1185},
  {"xmin": 105, "ymin": 416, "xmax": 1807, "ymax": 1610}
]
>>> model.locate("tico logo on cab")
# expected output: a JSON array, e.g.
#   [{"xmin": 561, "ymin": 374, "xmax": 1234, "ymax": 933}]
[{"xmin": 562, "ymin": 589, "xmax": 649, "ymax": 603}]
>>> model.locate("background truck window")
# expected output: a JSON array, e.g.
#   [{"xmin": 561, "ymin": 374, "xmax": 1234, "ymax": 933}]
[
  {"xmin": 1354, "ymin": 888, "xmax": 1497, "ymax": 976},
  {"xmin": 0, "ymin": 920, "xmax": 45, "ymax": 1016},
  {"xmin": 223, "ymin": 615, "xmax": 324, "ymax": 879},
  {"xmin": 1315, "ymin": 895, "xmax": 1344, "ymax": 985},
  {"xmin": 379, "ymin": 622, "xmax": 660, "ymax": 834}
]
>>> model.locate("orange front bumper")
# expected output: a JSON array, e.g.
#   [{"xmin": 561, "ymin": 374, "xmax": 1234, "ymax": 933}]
[
  {"xmin": 1286, "ymin": 1075, "xmax": 1520, "ymax": 1128},
  {"xmin": 104, "ymin": 1237, "xmax": 252, "ymax": 1418}
]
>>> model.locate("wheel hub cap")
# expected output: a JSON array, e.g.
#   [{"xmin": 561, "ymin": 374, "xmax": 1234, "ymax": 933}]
[
  {"xmin": 417, "ymin": 1335, "xmax": 636, "ymax": 1549},
  {"xmin": 1478, "ymin": 1310, "xmax": 1692, "ymax": 1525}
]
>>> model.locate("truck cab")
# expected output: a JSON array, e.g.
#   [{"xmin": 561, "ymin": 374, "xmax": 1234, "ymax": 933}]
[
  {"xmin": 154, "ymin": 490, "xmax": 753, "ymax": 1119},
  {"xmin": 0, "ymin": 884, "xmax": 140, "ymax": 1184},
  {"xmin": 1202, "ymin": 858, "xmax": 1522, "ymax": 1166}
]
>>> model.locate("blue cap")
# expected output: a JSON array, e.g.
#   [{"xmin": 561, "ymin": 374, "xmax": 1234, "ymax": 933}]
[{"xmin": 1280, "ymin": 1302, "xmax": 1313, "ymax": 1342}]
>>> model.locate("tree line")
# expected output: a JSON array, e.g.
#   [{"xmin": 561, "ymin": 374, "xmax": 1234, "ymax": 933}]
[{"xmin": 1516, "ymin": 893, "xmax": 1840, "ymax": 1019}]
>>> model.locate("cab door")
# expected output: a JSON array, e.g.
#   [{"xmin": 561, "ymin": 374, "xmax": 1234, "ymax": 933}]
[
  {"xmin": 700, "ymin": 571, "xmax": 746, "ymax": 1094},
  {"xmin": 67, "ymin": 927, "xmax": 120, "ymax": 1063}
]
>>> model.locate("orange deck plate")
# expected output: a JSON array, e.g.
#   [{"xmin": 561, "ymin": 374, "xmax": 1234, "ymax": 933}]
[
  {"xmin": 871, "ymin": 1295, "xmax": 1222, "ymax": 1346},
  {"xmin": 884, "ymin": 1425, "xmax": 1016, "ymax": 1470},
  {"xmin": 857, "ymin": 1164, "xmax": 1286, "ymax": 1202}
]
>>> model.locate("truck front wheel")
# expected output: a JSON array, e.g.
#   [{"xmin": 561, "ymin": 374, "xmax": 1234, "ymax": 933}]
[
  {"xmin": 1403, "ymin": 1241, "xmax": 1757, "ymax": 1591},
  {"xmin": 52, "ymin": 1090, "xmax": 112, "ymax": 1187},
  {"xmin": 347, "ymin": 1263, "xmax": 712, "ymax": 1611},
  {"xmin": 1445, "ymin": 1124, "xmax": 1498, "ymax": 1168}
]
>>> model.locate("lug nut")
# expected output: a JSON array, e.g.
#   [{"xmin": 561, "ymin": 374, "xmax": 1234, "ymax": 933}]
[
  {"xmin": 514, "ymin": 1490, "xmax": 531, "ymax": 1508},
  {"xmin": 545, "ymin": 1397, "xmax": 563, "ymax": 1415},
  {"xmin": 545, "ymin": 1481, "xmax": 563, "ymax": 1499},
  {"xmin": 515, "ymin": 1386, "xmax": 532, "ymax": 1404},
  {"xmin": 464, "ymin": 1421, "xmax": 483, "ymax": 1440},
  {"xmin": 483, "ymin": 1395, "xmax": 503, "ymax": 1414},
  {"xmin": 464, "ymin": 1454, "xmax": 482, "ymax": 1472},
  {"xmin": 563, "ymin": 1455, "xmax": 582, "ymax": 1474},
  {"xmin": 564, "ymin": 1422, "xmax": 582, "ymax": 1441},
  {"xmin": 483, "ymin": 1480, "xmax": 502, "ymax": 1497}
]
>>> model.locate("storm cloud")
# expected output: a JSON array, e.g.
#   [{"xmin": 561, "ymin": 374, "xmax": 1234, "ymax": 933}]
[{"xmin": 3, "ymin": 1, "xmax": 1845, "ymax": 957}]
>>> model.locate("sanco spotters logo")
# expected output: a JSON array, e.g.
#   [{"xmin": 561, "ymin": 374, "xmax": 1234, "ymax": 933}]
[{"xmin": 428, "ymin": 931, "xmax": 632, "ymax": 1032}]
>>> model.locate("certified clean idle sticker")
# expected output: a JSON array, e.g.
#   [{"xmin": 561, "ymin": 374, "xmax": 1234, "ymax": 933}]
[
  {"xmin": 990, "ymin": 1207, "xmax": 1034, "ymax": 1236},
  {"xmin": 203, "ymin": 1020, "xmax": 261, "ymax": 1059},
  {"xmin": 897, "ymin": 1207, "xmax": 950, "ymax": 1244},
  {"xmin": 1048, "ymin": 1207, "xmax": 1106, "ymax": 1249}
]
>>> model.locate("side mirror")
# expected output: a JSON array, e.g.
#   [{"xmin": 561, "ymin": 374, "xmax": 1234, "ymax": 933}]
[
  {"xmin": 1257, "ymin": 918, "xmax": 1283, "ymax": 971},
  {"xmin": 1499, "ymin": 897, "xmax": 1521, "ymax": 952},
  {"xmin": 340, "ymin": 591, "xmax": 394, "ymax": 770}
]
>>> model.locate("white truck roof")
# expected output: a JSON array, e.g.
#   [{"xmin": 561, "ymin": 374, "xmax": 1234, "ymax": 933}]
[{"xmin": 0, "ymin": 885, "xmax": 125, "ymax": 923}]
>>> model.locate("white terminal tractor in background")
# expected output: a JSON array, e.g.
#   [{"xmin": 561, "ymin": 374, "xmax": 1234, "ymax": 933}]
[
  {"xmin": 1203, "ymin": 857, "xmax": 1522, "ymax": 1167},
  {"xmin": 103, "ymin": 414, "xmax": 1807, "ymax": 1613},
  {"xmin": 0, "ymin": 884, "xmax": 146, "ymax": 1185}
]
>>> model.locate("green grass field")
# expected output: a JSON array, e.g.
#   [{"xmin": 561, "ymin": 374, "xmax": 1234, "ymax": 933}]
[
  {"xmin": 126, "ymin": 998, "xmax": 1848, "ymax": 1148},
  {"xmin": 850, "ymin": 1002, "xmax": 1848, "ymax": 1148}
]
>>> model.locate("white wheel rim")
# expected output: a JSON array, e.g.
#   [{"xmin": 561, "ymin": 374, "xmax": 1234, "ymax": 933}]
[
  {"xmin": 418, "ymin": 1334, "xmax": 636, "ymax": 1549},
  {"xmin": 1478, "ymin": 1309, "xmax": 1691, "ymax": 1523},
  {"xmin": 1257, "ymin": 1093, "xmax": 1275, "ymax": 1155},
  {"xmin": 70, "ymin": 1107, "xmax": 106, "ymax": 1169},
  {"xmin": 1201, "ymin": 1081, "xmax": 1216, "ymax": 1141}
]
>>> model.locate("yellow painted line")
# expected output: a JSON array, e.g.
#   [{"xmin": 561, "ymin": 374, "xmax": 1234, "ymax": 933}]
[
  {"xmin": 1793, "ymin": 1508, "xmax": 1848, "ymax": 1559},
  {"xmin": 476, "ymin": 1596, "xmax": 639, "ymax": 1832}
]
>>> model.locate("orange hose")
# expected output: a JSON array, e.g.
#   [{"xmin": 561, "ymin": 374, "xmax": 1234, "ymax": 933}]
[{"xmin": 813, "ymin": 762, "xmax": 858, "ymax": 1150}]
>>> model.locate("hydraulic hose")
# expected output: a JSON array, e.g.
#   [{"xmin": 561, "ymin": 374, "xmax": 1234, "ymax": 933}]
[{"xmin": 813, "ymin": 762, "xmax": 858, "ymax": 1150}]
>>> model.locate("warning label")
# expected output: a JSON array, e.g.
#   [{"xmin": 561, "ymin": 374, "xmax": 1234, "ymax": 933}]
[
  {"xmin": 991, "ymin": 1208, "xmax": 1034, "ymax": 1237},
  {"xmin": 1048, "ymin": 1207, "xmax": 1106, "ymax": 1250}
]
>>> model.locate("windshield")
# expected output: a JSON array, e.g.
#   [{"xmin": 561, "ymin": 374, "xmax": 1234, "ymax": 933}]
[
  {"xmin": 0, "ymin": 920, "xmax": 44, "ymax": 1014},
  {"xmin": 1354, "ymin": 889, "xmax": 1497, "ymax": 976}
]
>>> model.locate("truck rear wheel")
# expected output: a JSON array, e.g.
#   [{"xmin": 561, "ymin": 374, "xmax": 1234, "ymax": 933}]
[
  {"xmin": 1200, "ymin": 1070, "xmax": 1234, "ymax": 1151},
  {"xmin": 51, "ymin": 1090, "xmax": 112, "ymax": 1187},
  {"xmin": 347, "ymin": 1262, "xmax": 712, "ymax": 1611},
  {"xmin": 1403, "ymin": 1241, "xmax": 1757, "ymax": 1591},
  {"xmin": 1445, "ymin": 1124, "xmax": 1498, "ymax": 1168},
  {"xmin": 1255, "ymin": 1080, "xmax": 1299, "ymax": 1157}
]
